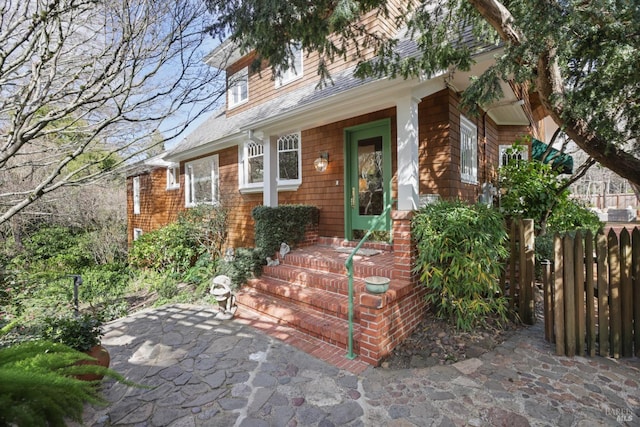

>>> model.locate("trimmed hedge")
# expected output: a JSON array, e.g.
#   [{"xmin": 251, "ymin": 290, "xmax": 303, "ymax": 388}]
[{"xmin": 252, "ymin": 205, "xmax": 319, "ymax": 259}]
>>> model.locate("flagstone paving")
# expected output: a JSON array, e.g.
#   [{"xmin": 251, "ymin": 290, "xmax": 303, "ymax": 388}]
[{"xmin": 72, "ymin": 304, "xmax": 640, "ymax": 426}]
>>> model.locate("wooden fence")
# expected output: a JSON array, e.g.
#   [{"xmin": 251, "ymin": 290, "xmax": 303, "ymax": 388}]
[
  {"xmin": 543, "ymin": 227, "xmax": 640, "ymax": 358},
  {"xmin": 502, "ymin": 219, "xmax": 536, "ymax": 325}
]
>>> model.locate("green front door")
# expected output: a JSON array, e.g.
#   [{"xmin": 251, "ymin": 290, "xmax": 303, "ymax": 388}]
[{"xmin": 344, "ymin": 119, "xmax": 392, "ymax": 240}]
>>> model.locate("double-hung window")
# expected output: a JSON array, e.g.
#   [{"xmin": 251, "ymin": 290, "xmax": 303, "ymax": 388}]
[
  {"xmin": 185, "ymin": 155, "xmax": 219, "ymax": 207},
  {"xmin": 277, "ymin": 133, "xmax": 300, "ymax": 183},
  {"xmin": 275, "ymin": 44, "xmax": 303, "ymax": 88},
  {"xmin": 460, "ymin": 115, "xmax": 478, "ymax": 184},
  {"xmin": 166, "ymin": 165, "xmax": 180, "ymax": 190},
  {"xmin": 228, "ymin": 67, "xmax": 248, "ymax": 108},
  {"xmin": 239, "ymin": 133, "xmax": 301, "ymax": 192}
]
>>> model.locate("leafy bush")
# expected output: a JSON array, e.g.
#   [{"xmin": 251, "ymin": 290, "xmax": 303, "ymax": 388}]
[
  {"xmin": 535, "ymin": 198, "xmax": 604, "ymax": 263},
  {"xmin": 499, "ymin": 146, "xmax": 569, "ymax": 235},
  {"xmin": 252, "ymin": 204, "xmax": 319, "ymax": 259},
  {"xmin": 18, "ymin": 226, "xmax": 93, "ymax": 272},
  {"xmin": 128, "ymin": 222, "xmax": 204, "ymax": 273},
  {"xmin": 215, "ymin": 248, "xmax": 263, "ymax": 290},
  {"xmin": 413, "ymin": 200, "xmax": 510, "ymax": 331},
  {"xmin": 39, "ymin": 313, "xmax": 103, "ymax": 352},
  {"xmin": 128, "ymin": 204, "xmax": 228, "ymax": 274}
]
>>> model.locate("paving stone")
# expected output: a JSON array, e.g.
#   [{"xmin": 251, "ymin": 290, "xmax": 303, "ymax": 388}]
[
  {"xmin": 327, "ymin": 401, "xmax": 363, "ymax": 424},
  {"xmin": 218, "ymin": 397, "xmax": 248, "ymax": 410},
  {"xmin": 203, "ymin": 370, "xmax": 226, "ymax": 388}
]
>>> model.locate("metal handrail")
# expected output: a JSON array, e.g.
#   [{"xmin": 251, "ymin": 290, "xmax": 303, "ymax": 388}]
[{"xmin": 344, "ymin": 202, "xmax": 393, "ymax": 360}]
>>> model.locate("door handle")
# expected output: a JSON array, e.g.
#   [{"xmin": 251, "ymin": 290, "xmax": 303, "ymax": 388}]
[{"xmin": 351, "ymin": 187, "xmax": 355, "ymax": 208}]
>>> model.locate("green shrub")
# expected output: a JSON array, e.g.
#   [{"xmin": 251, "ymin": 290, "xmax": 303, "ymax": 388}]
[
  {"xmin": 128, "ymin": 222, "xmax": 204, "ymax": 273},
  {"xmin": 535, "ymin": 198, "xmax": 603, "ymax": 263},
  {"xmin": 252, "ymin": 204, "xmax": 319, "ymax": 259},
  {"xmin": 0, "ymin": 340, "xmax": 132, "ymax": 427},
  {"xmin": 215, "ymin": 248, "xmax": 263, "ymax": 290},
  {"xmin": 413, "ymin": 200, "xmax": 510, "ymax": 331},
  {"xmin": 128, "ymin": 204, "xmax": 228, "ymax": 274},
  {"xmin": 18, "ymin": 226, "xmax": 94, "ymax": 272},
  {"xmin": 39, "ymin": 313, "xmax": 103, "ymax": 352}
]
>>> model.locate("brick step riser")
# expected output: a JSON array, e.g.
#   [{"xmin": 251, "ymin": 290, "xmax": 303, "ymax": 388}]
[
  {"xmin": 261, "ymin": 265, "xmax": 368, "ymax": 296},
  {"xmin": 236, "ymin": 292, "xmax": 360, "ymax": 352},
  {"xmin": 245, "ymin": 278, "xmax": 360, "ymax": 322},
  {"xmin": 268, "ymin": 255, "xmax": 395, "ymax": 283}
]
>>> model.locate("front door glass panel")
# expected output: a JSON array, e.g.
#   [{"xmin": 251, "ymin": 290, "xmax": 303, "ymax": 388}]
[{"xmin": 357, "ymin": 136, "xmax": 384, "ymax": 216}]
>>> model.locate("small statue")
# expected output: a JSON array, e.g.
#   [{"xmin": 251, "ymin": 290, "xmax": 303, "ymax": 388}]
[
  {"xmin": 279, "ymin": 242, "xmax": 290, "ymax": 260},
  {"xmin": 210, "ymin": 275, "xmax": 237, "ymax": 320},
  {"xmin": 224, "ymin": 247, "xmax": 235, "ymax": 262},
  {"xmin": 266, "ymin": 257, "xmax": 280, "ymax": 266}
]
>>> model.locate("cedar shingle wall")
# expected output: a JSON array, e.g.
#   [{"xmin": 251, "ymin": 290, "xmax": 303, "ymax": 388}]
[
  {"xmin": 282, "ymin": 108, "xmax": 397, "ymax": 239},
  {"xmin": 129, "ymin": 89, "xmax": 533, "ymax": 248}
]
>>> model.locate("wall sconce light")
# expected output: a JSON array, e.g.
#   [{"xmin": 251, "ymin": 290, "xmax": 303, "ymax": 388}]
[{"xmin": 314, "ymin": 152, "xmax": 329, "ymax": 172}]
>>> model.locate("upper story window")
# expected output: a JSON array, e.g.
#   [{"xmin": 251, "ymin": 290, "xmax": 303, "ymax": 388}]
[
  {"xmin": 185, "ymin": 155, "xmax": 219, "ymax": 207},
  {"xmin": 166, "ymin": 165, "xmax": 180, "ymax": 190},
  {"xmin": 133, "ymin": 176, "xmax": 141, "ymax": 215},
  {"xmin": 239, "ymin": 133, "xmax": 302, "ymax": 192},
  {"xmin": 499, "ymin": 145, "xmax": 528, "ymax": 167},
  {"xmin": 228, "ymin": 67, "xmax": 248, "ymax": 109},
  {"xmin": 275, "ymin": 44, "xmax": 303, "ymax": 88},
  {"xmin": 460, "ymin": 115, "xmax": 478, "ymax": 184}
]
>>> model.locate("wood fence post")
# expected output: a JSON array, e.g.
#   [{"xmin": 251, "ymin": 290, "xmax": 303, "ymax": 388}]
[
  {"xmin": 620, "ymin": 229, "xmax": 633, "ymax": 357},
  {"xmin": 554, "ymin": 234, "xmax": 565, "ymax": 356},
  {"xmin": 542, "ymin": 259, "xmax": 553, "ymax": 342},
  {"xmin": 509, "ymin": 221, "xmax": 517, "ymax": 313},
  {"xmin": 632, "ymin": 228, "xmax": 640, "ymax": 357},
  {"xmin": 608, "ymin": 229, "xmax": 621, "ymax": 359},
  {"xmin": 596, "ymin": 231, "xmax": 609, "ymax": 357},
  {"xmin": 520, "ymin": 219, "xmax": 535, "ymax": 325},
  {"xmin": 585, "ymin": 231, "xmax": 596, "ymax": 357},
  {"xmin": 574, "ymin": 231, "xmax": 585, "ymax": 356},
  {"xmin": 564, "ymin": 234, "xmax": 576, "ymax": 357}
]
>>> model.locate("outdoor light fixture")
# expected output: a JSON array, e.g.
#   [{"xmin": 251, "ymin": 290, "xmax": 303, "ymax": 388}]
[{"xmin": 314, "ymin": 152, "xmax": 329, "ymax": 172}]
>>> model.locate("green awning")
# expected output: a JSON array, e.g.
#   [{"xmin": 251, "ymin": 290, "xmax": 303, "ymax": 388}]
[{"xmin": 531, "ymin": 138, "xmax": 574, "ymax": 174}]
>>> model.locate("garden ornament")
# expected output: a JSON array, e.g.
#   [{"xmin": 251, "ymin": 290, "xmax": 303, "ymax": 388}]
[{"xmin": 210, "ymin": 275, "xmax": 237, "ymax": 320}]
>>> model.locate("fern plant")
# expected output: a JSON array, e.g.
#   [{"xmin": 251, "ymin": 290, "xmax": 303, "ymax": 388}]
[{"xmin": 0, "ymin": 340, "xmax": 131, "ymax": 426}]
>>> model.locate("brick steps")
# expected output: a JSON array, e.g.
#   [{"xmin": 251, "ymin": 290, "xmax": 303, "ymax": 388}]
[
  {"xmin": 236, "ymin": 287, "xmax": 361, "ymax": 351},
  {"xmin": 235, "ymin": 243, "xmax": 396, "ymax": 357},
  {"xmin": 245, "ymin": 276, "xmax": 357, "ymax": 321},
  {"xmin": 260, "ymin": 263, "xmax": 370, "ymax": 296}
]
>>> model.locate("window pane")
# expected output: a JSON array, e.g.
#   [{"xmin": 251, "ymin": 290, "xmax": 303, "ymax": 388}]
[
  {"xmin": 279, "ymin": 151, "xmax": 298, "ymax": 180},
  {"xmin": 278, "ymin": 133, "xmax": 299, "ymax": 181},
  {"xmin": 248, "ymin": 156, "xmax": 264, "ymax": 183}
]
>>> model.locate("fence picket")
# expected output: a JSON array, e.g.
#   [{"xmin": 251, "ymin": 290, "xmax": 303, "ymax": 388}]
[
  {"xmin": 585, "ymin": 231, "xmax": 596, "ymax": 357},
  {"xmin": 574, "ymin": 231, "xmax": 586, "ymax": 356},
  {"xmin": 554, "ymin": 234, "xmax": 565, "ymax": 356},
  {"xmin": 633, "ymin": 228, "xmax": 640, "ymax": 357},
  {"xmin": 564, "ymin": 234, "xmax": 576, "ymax": 357},
  {"xmin": 620, "ymin": 229, "xmax": 633, "ymax": 357},
  {"xmin": 608, "ymin": 229, "xmax": 621, "ymax": 358},
  {"xmin": 596, "ymin": 231, "xmax": 610, "ymax": 357},
  {"xmin": 509, "ymin": 221, "xmax": 517, "ymax": 313},
  {"xmin": 522, "ymin": 219, "xmax": 535, "ymax": 325}
]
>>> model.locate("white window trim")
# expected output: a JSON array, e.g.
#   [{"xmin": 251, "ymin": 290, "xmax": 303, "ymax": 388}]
[
  {"xmin": 275, "ymin": 44, "xmax": 303, "ymax": 88},
  {"xmin": 460, "ymin": 115, "xmax": 478, "ymax": 185},
  {"xmin": 166, "ymin": 165, "xmax": 180, "ymax": 190},
  {"xmin": 185, "ymin": 154, "xmax": 220, "ymax": 208},
  {"xmin": 228, "ymin": 67, "xmax": 248, "ymax": 109},
  {"xmin": 499, "ymin": 144, "xmax": 529, "ymax": 167},
  {"xmin": 133, "ymin": 176, "xmax": 141, "ymax": 215},
  {"xmin": 133, "ymin": 228, "xmax": 143, "ymax": 241},
  {"xmin": 239, "ymin": 133, "xmax": 302, "ymax": 193}
]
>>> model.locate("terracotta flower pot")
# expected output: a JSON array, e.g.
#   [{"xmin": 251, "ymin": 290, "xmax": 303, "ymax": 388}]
[{"xmin": 75, "ymin": 345, "xmax": 110, "ymax": 381}]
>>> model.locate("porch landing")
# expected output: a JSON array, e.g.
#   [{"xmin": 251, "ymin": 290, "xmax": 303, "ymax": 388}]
[{"xmin": 235, "ymin": 230, "xmax": 427, "ymax": 368}]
